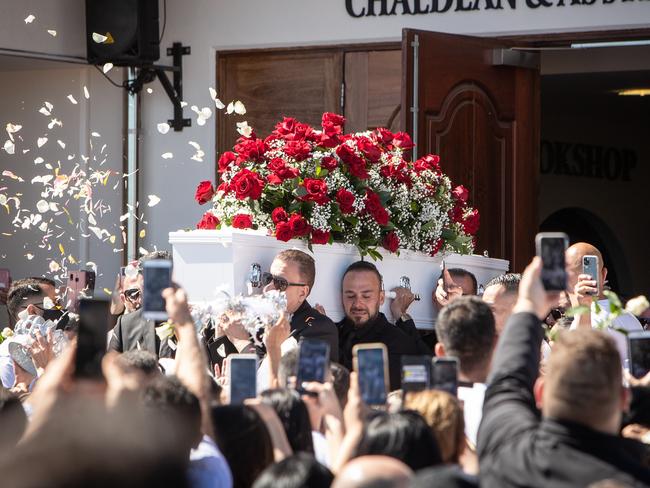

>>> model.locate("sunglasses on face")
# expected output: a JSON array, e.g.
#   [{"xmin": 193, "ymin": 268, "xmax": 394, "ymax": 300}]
[
  {"xmin": 261, "ymin": 272, "xmax": 306, "ymax": 292},
  {"xmin": 124, "ymin": 288, "xmax": 141, "ymax": 300}
]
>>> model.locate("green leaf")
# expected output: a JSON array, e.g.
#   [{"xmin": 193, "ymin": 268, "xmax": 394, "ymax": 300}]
[
  {"xmin": 441, "ymin": 228, "xmax": 456, "ymax": 240},
  {"xmin": 293, "ymin": 186, "xmax": 308, "ymax": 198},
  {"xmin": 603, "ymin": 290, "xmax": 623, "ymax": 315},
  {"xmin": 330, "ymin": 222, "xmax": 343, "ymax": 232},
  {"xmin": 565, "ymin": 305, "xmax": 590, "ymax": 318},
  {"xmin": 378, "ymin": 191, "xmax": 391, "ymax": 206}
]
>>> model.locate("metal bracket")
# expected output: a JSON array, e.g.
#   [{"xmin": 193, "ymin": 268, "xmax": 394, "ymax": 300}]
[
  {"xmin": 492, "ymin": 49, "xmax": 540, "ymax": 70},
  {"xmin": 124, "ymin": 42, "xmax": 191, "ymax": 131}
]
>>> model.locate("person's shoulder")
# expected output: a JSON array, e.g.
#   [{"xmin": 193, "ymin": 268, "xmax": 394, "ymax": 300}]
[{"xmin": 118, "ymin": 309, "xmax": 146, "ymax": 326}]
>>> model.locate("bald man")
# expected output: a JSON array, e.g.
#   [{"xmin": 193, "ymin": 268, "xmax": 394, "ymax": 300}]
[
  {"xmin": 332, "ymin": 456, "xmax": 412, "ymax": 488},
  {"xmin": 566, "ymin": 242, "xmax": 642, "ymax": 364}
]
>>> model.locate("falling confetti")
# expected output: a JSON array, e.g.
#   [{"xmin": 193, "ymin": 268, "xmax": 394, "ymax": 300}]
[
  {"xmin": 36, "ymin": 200, "xmax": 50, "ymax": 213},
  {"xmin": 37, "ymin": 137, "xmax": 48, "ymax": 148},
  {"xmin": 227, "ymin": 101, "xmax": 246, "ymax": 115},
  {"xmin": 146, "ymin": 88, "xmax": 153, "ymax": 94},
  {"xmin": 47, "ymin": 30, "xmax": 57, "ymax": 37},
  {"xmin": 102, "ymin": 63, "xmax": 114, "ymax": 74},
  {"xmin": 57, "ymin": 140, "xmax": 66, "ymax": 149},
  {"xmin": 91, "ymin": 132, "xmax": 101, "ymax": 138},
  {"xmin": 161, "ymin": 152, "xmax": 173, "ymax": 159},
  {"xmin": 147, "ymin": 195, "xmax": 161, "ymax": 207},
  {"xmin": 34, "ymin": 157, "xmax": 44, "ymax": 164},
  {"xmin": 6, "ymin": 123, "xmax": 22, "ymax": 141},
  {"xmin": 139, "ymin": 229, "xmax": 146, "ymax": 238},
  {"xmin": 157, "ymin": 122, "xmax": 170, "ymax": 134},
  {"xmin": 67, "ymin": 94, "xmax": 78, "ymax": 105},
  {"xmin": 209, "ymin": 88, "xmax": 226, "ymax": 110},
  {"xmin": 83, "ymin": 86, "xmax": 90, "ymax": 99},
  {"xmin": 24, "ymin": 14, "xmax": 35, "ymax": 23}
]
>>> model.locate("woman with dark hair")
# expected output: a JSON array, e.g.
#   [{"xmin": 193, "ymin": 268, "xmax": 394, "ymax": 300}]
[
  {"xmin": 355, "ymin": 410, "xmax": 443, "ymax": 472},
  {"xmin": 211, "ymin": 405, "xmax": 275, "ymax": 488},
  {"xmin": 259, "ymin": 388, "xmax": 314, "ymax": 455},
  {"xmin": 252, "ymin": 453, "xmax": 333, "ymax": 488}
]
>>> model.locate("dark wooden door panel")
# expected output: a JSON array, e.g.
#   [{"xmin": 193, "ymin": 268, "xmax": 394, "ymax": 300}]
[
  {"xmin": 403, "ymin": 29, "xmax": 539, "ymax": 271},
  {"xmin": 345, "ymin": 50, "xmax": 401, "ymax": 133},
  {"xmin": 217, "ymin": 50, "xmax": 343, "ymax": 154}
]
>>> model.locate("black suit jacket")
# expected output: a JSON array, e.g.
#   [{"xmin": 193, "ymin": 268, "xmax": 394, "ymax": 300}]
[
  {"xmin": 291, "ymin": 300, "xmax": 339, "ymax": 362},
  {"xmin": 478, "ymin": 311, "xmax": 650, "ymax": 487},
  {"xmin": 337, "ymin": 313, "xmax": 427, "ymax": 391},
  {"xmin": 108, "ymin": 309, "xmax": 174, "ymax": 359}
]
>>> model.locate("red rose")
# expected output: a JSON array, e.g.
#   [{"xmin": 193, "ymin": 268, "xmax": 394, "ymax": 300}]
[
  {"xmin": 271, "ymin": 207, "xmax": 289, "ymax": 224},
  {"xmin": 392, "ymin": 132, "xmax": 414, "ymax": 150},
  {"xmin": 462, "ymin": 209, "xmax": 480, "ymax": 235},
  {"xmin": 196, "ymin": 212, "xmax": 219, "ymax": 230},
  {"xmin": 311, "ymin": 229, "xmax": 330, "ymax": 245},
  {"xmin": 283, "ymin": 140, "xmax": 311, "ymax": 161},
  {"xmin": 430, "ymin": 238, "xmax": 443, "ymax": 257},
  {"xmin": 364, "ymin": 190, "xmax": 389, "ymax": 226},
  {"xmin": 373, "ymin": 128, "xmax": 394, "ymax": 146},
  {"xmin": 356, "ymin": 137, "xmax": 381, "ymax": 163},
  {"xmin": 336, "ymin": 144, "xmax": 368, "ymax": 179},
  {"xmin": 449, "ymin": 204, "xmax": 464, "ymax": 223},
  {"xmin": 336, "ymin": 188, "xmax": 355, "ymax": 214},
  {"xmin": 230, "ymin": 169, "xmax": 264, "ymax": 200},
  {"xmin": 382, "ymin": 231, "xmax": 400, "ymax": 253},
  {"xmin": 195, "ymin": 181, "xmax": 215, "ymax": 205},
  {"xmin": 275, "ymin": 117, "xmax": 298, "ymax": 136},
  {"xmin": 232, "ymin": 214, "xmax": 253, "ymax": 229},
  {"xmin": 301, "ymin": 178, "xmax": 329, "ymax": 205},
  {"xmin": 267, "ymin": 157, "xmax": 299, "ymax": 184},
  {"xmin": 234, "ymin": 138, "xmax": 267, "ymax": 162},
  {"xmin": 218, "ymin": 151, "xmax": 237, "ymax": 173},
  {"xmin": 288, "ymin": 213, "xmax": 310, "ymax": 237},
  {"xmin": 379, "ymin": 161, "xmax": 412, "ymax": 187},
  {"xmin": 414, "ymin": 154, "xmax": 441, "ymax": 173},
  {"xmin": 322, "ymin": 113, "xmax": 345, "ymax": 129},
  {"xmin": 275, "ymin": 222, "xmax": 293, "ymax": 242},
  {"xmin": 452, "ymin": 185, "xmax": 469, "ymax": 203},
  {"xmin": 320, "ymin": 156, "xmax": 337, "ymax": 171}
]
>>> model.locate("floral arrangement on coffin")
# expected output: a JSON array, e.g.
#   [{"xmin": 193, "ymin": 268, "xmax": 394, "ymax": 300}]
[{"xmin": 194, "ymin": 113, "xmax": 479, "ymax": 259}]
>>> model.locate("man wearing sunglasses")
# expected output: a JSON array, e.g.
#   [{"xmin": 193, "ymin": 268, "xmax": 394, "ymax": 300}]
[
  {"xmin": 262, "ymin": 249, "xmax": 339, "ymax": 361},
  {"xmin": 109, "ymin": 252, "xmax": 174, "ymax": 359}
]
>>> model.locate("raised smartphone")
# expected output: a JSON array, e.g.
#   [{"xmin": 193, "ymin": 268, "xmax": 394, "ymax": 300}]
[
  {"xmin": 353, "ymin": 343, "xmax": 389, "ymax": 406},
  {"xmin": 66, "ymin": 270, "xmax": 96, "ymax": 313},
  {"xmin": 142, "ymin": 260, "xmax": 172, "ymax": 321},
  {"xmin": 75, "ymin": 298, "xmax": 110, "ymax": 379},
  {"xmin": 582, "ymin": 254, "xmax": 600, "ymax": 296},
  {"xmin": 401, "ymin": 355, "xmax": 432, "ymax": 392},
  {"xmin": 535, "ymin": 232, "xmax": 569, "ymax": 291},
  {"xmin": 296, "ymin": 339, "xmax": 330, "ymax": 394},
  {"xmin": 628, "ymin": 331, "xmax": 650, "ymax": 379},
  {"xmin": 432, "ymin": 357, "xmax": 459, "ymax": 397},
  {"xmin": 228, "ymin": 354, "xmax": 258, "ymax": 405}
]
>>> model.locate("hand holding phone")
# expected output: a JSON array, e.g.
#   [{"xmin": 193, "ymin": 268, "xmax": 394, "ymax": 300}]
[
  {"xmin": 581, "ymin": 255, "xmax": 600, "ymax": 296},
  {"xmin": 535, "ymin": 233, "xmax": 568, "ymax": 291},
  {"xmin": 142, "ymin": 260, "xmax": 172, "ymax": 321},
  {"xmin": 628, "ymin": 332, "xmax": 650, "ymax": 379},
  {"xmin": 353, "ymin": 343, "xmax": 388, "ymax": 405}
]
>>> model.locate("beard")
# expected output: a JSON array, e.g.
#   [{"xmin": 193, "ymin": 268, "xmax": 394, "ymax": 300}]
[{"xmin": 348, "ymin": 306, "xmax": 380, "ymax": 328}]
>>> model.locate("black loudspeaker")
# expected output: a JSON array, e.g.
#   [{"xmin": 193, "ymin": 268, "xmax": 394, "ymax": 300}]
[{"xmin": 86, "ymin": 0, "xmax": 160, "ymax": 66}]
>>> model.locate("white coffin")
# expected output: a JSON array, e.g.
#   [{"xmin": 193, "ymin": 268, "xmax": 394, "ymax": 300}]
[{"xmin": 169, "ymin": 229, "xmax": 509, "ymax": 329}]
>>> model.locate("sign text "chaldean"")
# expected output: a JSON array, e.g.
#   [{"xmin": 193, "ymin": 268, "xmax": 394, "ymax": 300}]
[{"xmin": 346, "ymin": 0, "xmax": 645, "ymax": 16}]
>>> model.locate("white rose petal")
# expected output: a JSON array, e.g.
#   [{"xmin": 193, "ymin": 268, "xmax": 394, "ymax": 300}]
[
  {"xmin": 209, "ymin": 87, "xmax": 218, "ymax": 100},
  {"xmin": 3, "ymin": 140, "xmax": 15, "ymax": 154},
  {"xmin": 91, "ymin": 132, "xmax": 101, "ymax": 138},
  {"xmin": 146, "ymin": 88, "xmax": 153, "ymax": 94},
  {"xmin": 84, "ymin": 86, "xmax": 90, "ymax": 99},
  {"xmin": 102, "ymin": 63, "xmax": 114, "ymax": 74},
  {"xmin": 0, "ymin": 194, "xmax": 6, "ymax": 206},
  {"xmin": 197, "ymin": 117, "xmax": 206, "ymax": 126},
  {"xmin": 38, "ymin": 107, "xmax": 50, "ymax": 116},
  {"xmin": 49, "ymin": 260, "xmax": 60, "ymax": 273},
  {"xmin": 25, "ymin": 254, "xmax": 34, "ymax": 260},
  {"xmin": 157, "ymin": 122, "xmax": 170, "ymax": 134},
  {"xmin": 226, "ymin": 101, "xmax": 234, "ymax": 114},
  {"xmin": 200, "ymin": 107, "xmax": 212, "ymax": 119},
  {"xmin": 36, "ymin": 200, "xmax": 50, "ymax": 213},
  {"xmin": 161, "ymin": 152, "xmax": 173, "ymax": 159},
  {"xmin": 236, "ymin": 121, "xmax": 253, "ymax": 138},
  {"xmin": 234, "ymin": 101, "xmax": 246, "ymax": 115},
  {"xmin": 214, "ymin": 98, "xmax": 225, "ymax": 110},
  {"xmin": 57, "ymin": 140, "xmax": 66, "ymax": 149},
  {"xmin": 626, "ymin": 296, "xmax": 650, "ymax": 316},
  {"xmin": 24, "ymin": 14, "xmax": 35, "ymax": 23},
  {"xmin": 37, "ymin": 137, "xmax": 48, "ymax": 148},
  {"xmin": 47, "ymin": 30, "xmax": 57, "ymax": 37},
  {"xmin": 148, "ymin": 195, "xmax": 161, "ymax": 207},
  {"xmin": 92, "ymin": 32, "xmax": 108, "ymax": 43},
  {"xmin": 34, "ymin": 157, "xmax": 44, "ymax": 164},
  {"xmin": 67, "ymin": 94, "xmax": 78, "ymax": 104}
]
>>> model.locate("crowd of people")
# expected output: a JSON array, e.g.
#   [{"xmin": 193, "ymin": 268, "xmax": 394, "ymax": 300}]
[{"xmin": 1, "ymin": 241, "xmax": 649, "ymax": 487}]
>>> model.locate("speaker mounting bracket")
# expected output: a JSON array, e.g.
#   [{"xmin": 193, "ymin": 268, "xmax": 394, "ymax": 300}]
[{"xmin": 125, "ymin": 42, "xmax": 191, "ymax": 131}]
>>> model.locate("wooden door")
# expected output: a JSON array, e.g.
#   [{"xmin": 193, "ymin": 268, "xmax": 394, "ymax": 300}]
[
  {"xmin": 402, "ymin": 30, "xmax": 539, "ymax": 272},
  {"xmin": 217, "ymin": 49, "xmax": 343, "ymax": 154}
]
